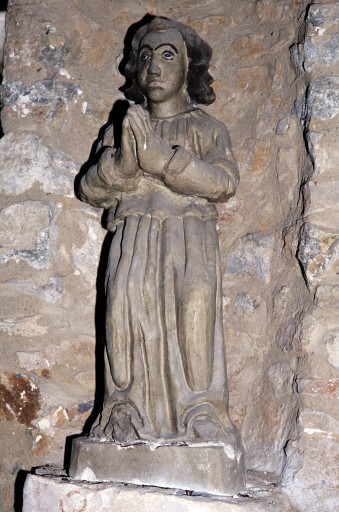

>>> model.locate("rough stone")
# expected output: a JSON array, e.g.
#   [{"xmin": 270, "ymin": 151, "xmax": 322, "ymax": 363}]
[
  {"xmin": 23, "ymin": 472, "xmax": 297, "ymax": 512},
  {"xmin": 2, "ymin": 80, "xmax": 83, "ymax": 120},
  {"xmin": 306, "ymin": 129, "xmax": 339, "ymax": 176},
  {"xmin": 307, "ymin": 77, "xmax": 339, "ymax": 121},
  {"xmin": 5, "ymin": 277, "xmax": 64, "ymax": 305},
  {"xmin": 0, "ymin": 315, "xmax": 48, "ymax": 338},
  {"xmin": 306, "ymin": 180, "xmax": 339, "ymax": 230},
  {"xmin": 304, "ymin": 3, "xmax": 339, "ymax": 73},
  {"xmin": 255, "ymin": 0, "xmax": 304, "ymax": 24},
  {"xmin": 0, "ymin": 133, "xmax": 78, "ymax": 196},
  {"xmin": 298, "ymin": 223, "xmax": 339, "ymax": 286},
  {"xmin": 325, "ymin": 333, "xmax": 339, "ymax": 370},
  {"xmin": 70, "ymin": 438, "xmax": 245, "ymax": 497},
  {"xmin": 304, "ymin": 34, "xmax": 339, "ymax": 71},
  {"xmin": 236, "ymin": 66, "xmax": 272, "ymax": 95},
  {"xmin": 300, "ymin": 378, "xmax": 339, "ymax": 400},
  {"xmin": 226, "ymin": 233, "xmax": 274, "ymax": 283},
  {"xmin": 72, "ymin": 216, "xmax": 105, "ymax": 287},
  {"xmin": 295, "ymin": 4, "xmax": 339, "ymax": 508},
  {"xmin": 284, "ymin": 409, "xmax": 339, "ymax": 512},
  {"xmin": 241, "ymin": 362, "xmax": 299, "ymax": 475},
  {"xmin": 0, "ymin": 12, "xmax": 5, "ymax": 72},
  {"xmin": 235, "ymin": 293, "xmax": 258, "ymax": 314},
  {"xmin": 0, "ymin": 372, "xmax": 41, "ymax": 426},
  {"xmin": 276, "ymin": 146, "xmax": 299, "ymax": 203},
  {"xmin": 0, "ymin": 200, "xmax": 52, "ymax": 269}
]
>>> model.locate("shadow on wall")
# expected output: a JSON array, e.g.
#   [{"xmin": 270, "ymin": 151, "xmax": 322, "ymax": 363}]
[
  {"xmin": 0, "ymin": 1, "xmax": 8, "ymax": 138},
  {"xmin": 14, "ymin": 470, "xmax": 27, "ymax": 512}
]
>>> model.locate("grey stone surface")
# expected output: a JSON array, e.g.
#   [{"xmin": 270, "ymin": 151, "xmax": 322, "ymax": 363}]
[
  {"xmin": 0, "ymin": 12, "xmax": 5, "ymax": 71},
  {"xmin": 5, "ymin": 277, "xmax": 64, "ymax": 304},
  {"xmin": 235, "ymin": 293, "xmax": 258, "ymax": 313},
  {"xmin": 298, "ymin": 223, "xmax": 339, "ymax": 286},
  {"xmin": 305, "ymin": 34, "xmax": 339, "ymax": 69},
  {"xmin": 0, "ymin": 133, "xmax": 78, "ymax": 196},
  {"xmin": 305, "ymin": 3, "xmax": 339, "ymax": 72},
  {"xmin": 2, "ymin": 80, "xmax": 83, "ymax": 120},
  {"xmin": 0, "ymin": 201, "xmax": 51, "ymax": 268},
  {"xmin": 23, "ymin": 472, "xmax": 297, "ymax": 512},
  {"xmin": 291, "ymin": 3, "xmax": 339, "ymax": 511},
  {"xmin": 307, "ymin": 77, "xmax": 339, "ymax": 121},
  {"xmin": 226, "ymin": 233, "xmax": 274, "ymax": 283},
  {"xmin": 69, "ymin": 437, "xmax": 245, "ymax": 496}
]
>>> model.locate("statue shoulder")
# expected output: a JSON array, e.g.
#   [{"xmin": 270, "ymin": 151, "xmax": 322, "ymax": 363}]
[{"xmin": 192, "ymin": 108, "xmax": 231, "ymax": 144}]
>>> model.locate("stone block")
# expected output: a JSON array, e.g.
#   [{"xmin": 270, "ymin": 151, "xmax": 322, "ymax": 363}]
[
  {"xmin": 0, "ymin": 373, "xmax": 40, "ymax": 425},
  {"xmin": 297, "ymin": 223, "xmax": 339, "ymax": 286},
  {"xmin": 305, "ymin": 3, "xmax": 339, "ymax": 73},
  {"xmin": 231, "ymin": 35, "xmax": 265, "ymax": 63},
  {"xmin": 5, "ymin": 277, "xmax": 64, "ymax": 305},
  {"xmin": 284, "ymin": 409, "xmax": 339, "ymax": 512},
  {"xmin": 0, "ymin": 133, "xmax": 77, "ymax": 197},
  {"xmin": 306, "ymin": 181, "xmax": 339, "ymax": 230},
  {"xmin": 307, "ymin": 77, "xmax": 339, "ymax": 121},
  {"xmin": 276, "ymin": 147, "xmax": 299, "ymax": 203},
  {"xmin": 0, "ymin": 201, "xmax": 51, "ymax": 269},
  {"xmin": 69, "ymin": 437, "xmax": 245, "ymax": 497},
  {"xmin": 300, "ymin": 379, "xmax": 339, "ymax": 400},
  {"xmin": 307, "ymin": 129, "xmax": 339, "ymax": 176},
  {"xmin": 236, "ymin": 66, "xmax": 272, "ymax": 95},
  {"xmin": 241, "ymin": 362, "xmax": 299, "ymax": 475},
  {"xmin": 22, "ymin": 471, "xmax": 297, "ymax": 512},
  {"xmin": 72, "ymin": 216, "xmax": 106, "ymax": 287},
  {"xmin": 256, "ymin": 0, "xmax": 303, "ymax": 24},
  {"xmin": 226, "ymin": 233, "xmax": 274, "ymax": 283}
]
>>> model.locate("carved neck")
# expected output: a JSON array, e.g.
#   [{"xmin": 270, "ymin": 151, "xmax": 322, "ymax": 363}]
[{"xmin": 146, "ymin": 91, "xmax": 191, "ymax": 119}]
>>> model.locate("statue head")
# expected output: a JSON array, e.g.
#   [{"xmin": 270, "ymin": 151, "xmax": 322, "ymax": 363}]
[{"xmin": 123, "ymin": 17, "xmax": 216, "ymax": 106}]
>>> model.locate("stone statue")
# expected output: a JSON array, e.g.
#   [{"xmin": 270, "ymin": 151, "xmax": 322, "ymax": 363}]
[{"xmin": 70, "ymin": 16, "xmax": 245, "ymax": 495}]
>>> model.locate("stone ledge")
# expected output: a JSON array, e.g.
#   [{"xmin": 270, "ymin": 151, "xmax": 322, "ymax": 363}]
[{"xmin": 22, "ymin": 472, "xmax": 296, "ymax": 512}]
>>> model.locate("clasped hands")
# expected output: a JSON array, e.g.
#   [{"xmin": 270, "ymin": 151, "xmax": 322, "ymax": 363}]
[{"xmin": 115, "ymin": 105, "xmax": 175, "ymax": 179}]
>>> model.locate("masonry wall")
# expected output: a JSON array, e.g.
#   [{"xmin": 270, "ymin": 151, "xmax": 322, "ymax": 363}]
[
  {"xmin": 0, "ymin": 1, "xmax": 337, "ymax": 511},
  {"xmin": 284, "ymin": 3, "xmax": 339, "ymax": 511}
]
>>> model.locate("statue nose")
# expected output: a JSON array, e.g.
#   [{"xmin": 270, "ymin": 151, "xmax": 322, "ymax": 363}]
[{"xmin": 147, "ymin": 56, "xmax": 161, "ymax": 76}]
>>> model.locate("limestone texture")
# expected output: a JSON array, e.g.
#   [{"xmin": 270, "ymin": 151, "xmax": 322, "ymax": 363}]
[
  {"xmin": 0, "ymin": 1, "xmax": 337, "ymax": 511},
  {"xmin": 69, "ymin": 438, "xmax": 245, "ymax": 496},
  {"xmin": 283, "ymin": 2, "xmax": 339, "ymax": 511},
  {"xmin": 22, "ymin": 472, "xmax": 297, "ymax": 512}
]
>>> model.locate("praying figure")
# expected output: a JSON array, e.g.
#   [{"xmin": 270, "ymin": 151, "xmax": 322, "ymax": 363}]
[{"xmin": 78, "ymin": 17, "xmax": 240, "ymax": 447}]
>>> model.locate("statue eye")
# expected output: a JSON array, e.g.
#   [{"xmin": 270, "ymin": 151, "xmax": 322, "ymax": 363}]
[
  {"xmin": 140, "ymin": 52, "xmax": 150, "ymax": 62},
  {"xmin": 162, "ymin": 50, "xmax": 174, "ymax": 60}
]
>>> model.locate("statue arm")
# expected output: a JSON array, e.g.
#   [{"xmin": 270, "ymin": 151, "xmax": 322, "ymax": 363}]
[{"xmin": 163, "ymin": 124, "xmax": 239, "ymax": 203}]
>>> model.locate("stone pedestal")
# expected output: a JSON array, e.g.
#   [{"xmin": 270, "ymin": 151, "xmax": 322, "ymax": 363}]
[
  {"xmin": 22, "ymin": 471, "xmax": 296, "ymax": 512},
  {"xmin": 69, "ymin": 437, "xmax": 245, "ymax": 496}
]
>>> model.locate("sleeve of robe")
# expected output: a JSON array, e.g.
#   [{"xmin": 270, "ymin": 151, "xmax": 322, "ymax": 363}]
[
  {"xmin": 163, "ymin": 120, "xmax": 239, "ymax": 203},
  {"xmin": 78, "ymin": 124, "xmax": 142, "ymax": 209}
]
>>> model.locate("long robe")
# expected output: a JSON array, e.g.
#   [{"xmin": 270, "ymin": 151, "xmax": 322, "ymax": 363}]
[{"xmin": 79, "ymin": 107, "xmax": 239, "ymax": 443}]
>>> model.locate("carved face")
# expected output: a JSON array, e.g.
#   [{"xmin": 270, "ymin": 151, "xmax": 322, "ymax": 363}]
[{"xmin": 137, "ymin": 29, "xmax": 188, "ymax": 104}]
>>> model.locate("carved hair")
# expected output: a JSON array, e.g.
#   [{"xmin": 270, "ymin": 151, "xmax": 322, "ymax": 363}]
[{"xmin": 123, "ymin": 17, "xmax": 216, "ymax": 105}]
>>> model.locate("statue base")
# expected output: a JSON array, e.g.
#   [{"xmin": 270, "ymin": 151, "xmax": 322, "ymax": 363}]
[{"xmin": 69, "ymin": 436, "xmax": 245, "ymax": 496}]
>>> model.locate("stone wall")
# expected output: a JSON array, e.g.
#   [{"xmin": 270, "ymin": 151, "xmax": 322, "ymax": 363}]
[
  {"xmin": 0, "ymin": 1, "xmax": 337, "ymax": 511},
  {"xmin": 284, "ymin": 2, "xmax": 339, "ymax": 511}
]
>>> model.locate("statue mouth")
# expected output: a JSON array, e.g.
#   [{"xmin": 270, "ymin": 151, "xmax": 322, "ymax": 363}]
[{"xmin": 147, "ymin": 78, "xmax": 163, "ymax": 86}]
